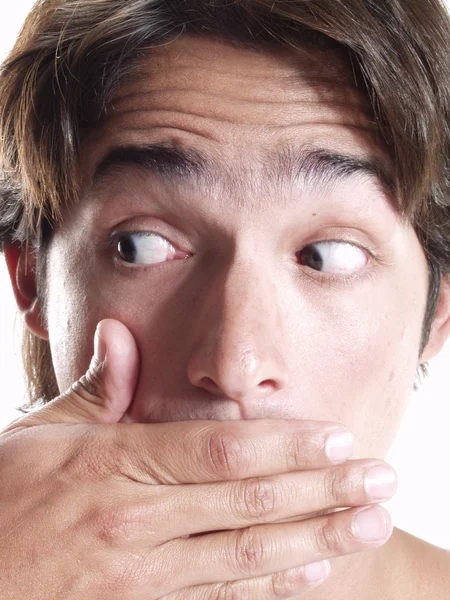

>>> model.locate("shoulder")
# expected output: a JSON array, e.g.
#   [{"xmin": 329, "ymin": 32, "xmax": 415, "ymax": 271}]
[{"xmin": 390, "ymin": 528, "xmax": 450, "ymax": 599}]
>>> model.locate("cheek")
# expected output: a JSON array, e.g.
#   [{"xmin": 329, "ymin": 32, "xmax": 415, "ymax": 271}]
[
  {"xmin": 44, "ymin": 215, "xmax": 428, "ymax": 462},
  {"xmin": 44, "ymin": 232, "xmax": 105, "ymax": 392},
  {"xmin": 299, "ymin": 277, "xmax": 425, "ymax": 458},
  {"xmin": 45, "ymin": 266, "xmax": 93, "ymax": 393},
  {"xmin": 44, "ymin": 240, "xmax": 160, "ymax": 392}
]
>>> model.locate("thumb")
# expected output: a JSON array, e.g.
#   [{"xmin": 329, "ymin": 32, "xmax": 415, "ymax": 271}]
[{"xmin": 5, "ymin": 319, "xmax": 140, "ymax": 430}]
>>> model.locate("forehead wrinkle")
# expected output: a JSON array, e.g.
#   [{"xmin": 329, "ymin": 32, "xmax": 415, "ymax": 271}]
[{"xmin": 110, "ymin": 77, "xmax": 370, "ymax": 111}]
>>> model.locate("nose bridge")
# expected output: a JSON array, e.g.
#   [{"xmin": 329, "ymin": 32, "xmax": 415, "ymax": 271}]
[
  {"xmin": 224, "ymin": 256, "xmax": 277, "ymax": 344},
  {"xmin": 187, "ymin": 251, "xmax": 289, "ymax": 403}
]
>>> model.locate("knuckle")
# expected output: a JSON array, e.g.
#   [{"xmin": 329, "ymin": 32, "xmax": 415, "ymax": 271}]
[
  {"xmin": 89, "ymin": 558, "xmax": 129, "ymax": 596},
  {"xmin": 205, "ymin": 428, "xmax": 247, "ymax": 480},
  {"xmin": 271, "ymin": 569, "xmax": 307, "ymax": 598},
  {"xmin": 82, "ymin": 554, "xmax": 149, "ymax": 598},
  {"xmin": 324, "ymin": 466, "xmax": 351, "ymax": 505},
  {"xmin": 211, "ymin": 580, "xmax": 249, "ymax": 600},
  {"xmin": 89, "ymin": 502, "xmax": 146, "ymax": 546},
  {"xmin": 71, "ymin": 359, "xmax": 105, "ymax": 401},
  {"xmin": 90, "ymin": 505, "xmax": 130, "ymax": 545},
  {"xmin": 285, "ymin": 434, "xmax": 306, "ymax": 470},
  {"xmin": 232, "ymin": 526, "xmax": 267, "ymax": 575},
  {"xmin": 285, "ymin": 430, "xmax": 320, "ymax": 470},
  {"xmin": 114, "ymin": 553, "xmax": 150, "ymax": 591},
  {"xmin": 234, "ymin": 477, "xmax": 278, "ymax": 521},
  {"xmin": 312, "ymin": 517, "xmax": 345, "ymax": 555},
  {"xmin": 99, "ymin": 552, "xmax": 154, "ymax": 596}
]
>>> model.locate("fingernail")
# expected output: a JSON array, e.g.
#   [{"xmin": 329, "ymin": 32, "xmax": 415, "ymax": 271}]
[
  {"xmin": 365, "ymin": 466, "xmax": 397, "ymax": 500},
  {"xmin": 353, "ymin": 506, "xmax": 387, "ymax": 541},
  {"xmin": 325, "ymin": 431, "xmax": 354, "ymax": 462},
  {"xmin": 94, "ymin": 327, "xmax": 107, "ymax": 362},
  {"xmin": 304, "ymin": 560, "xmax": 331, "ymax": 582}
]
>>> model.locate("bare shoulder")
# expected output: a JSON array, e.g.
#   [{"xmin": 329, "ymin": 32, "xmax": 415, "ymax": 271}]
[{"xmin": 389, "ymin": 528, "xmax": 450, "ymax": 599}]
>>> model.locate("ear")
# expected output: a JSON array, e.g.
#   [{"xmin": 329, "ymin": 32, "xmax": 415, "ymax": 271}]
[
  {"xmin": 420, "ymin": 273, "xmax": 450, "ymax": 363},
  {"xmin": 3, "ymin": 242, "xmax": 49, "ymax": 341}
]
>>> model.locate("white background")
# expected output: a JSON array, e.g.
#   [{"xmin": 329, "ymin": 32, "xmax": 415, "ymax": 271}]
[{"xmin": 0, "ymin": 0, "xmax": 449, "ymax": 549}]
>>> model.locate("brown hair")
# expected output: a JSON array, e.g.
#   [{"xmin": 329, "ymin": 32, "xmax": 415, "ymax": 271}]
[{"xmin": 1, "ymin": 0, "xmax": 449, "ymax": 408}]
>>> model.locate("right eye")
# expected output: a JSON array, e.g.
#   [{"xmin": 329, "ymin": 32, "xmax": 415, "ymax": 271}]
[{"xmin": 116, "ymin": 232, "xmax": 179, "ymax": 265}]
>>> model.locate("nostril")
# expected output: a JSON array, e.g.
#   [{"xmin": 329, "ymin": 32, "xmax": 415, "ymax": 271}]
[
  {"xmin": 198, "ymin": 376, "xmax": 221, "ymax": 394},
  {"xmin": 198, "ymin": 376, "xmax": 279, "ymax": 400},
  {"xmin": 258, "ymin": 379, "xmax": 280, "ymax": 394},
  {"xmin": 261, "ymin": 379, "xmax": 277, "ymax": 388}
]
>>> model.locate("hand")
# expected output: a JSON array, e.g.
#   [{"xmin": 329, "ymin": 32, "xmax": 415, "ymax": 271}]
[{"xmin": 0, "ymin": 319, "xmax": 397, "ymax": 599}]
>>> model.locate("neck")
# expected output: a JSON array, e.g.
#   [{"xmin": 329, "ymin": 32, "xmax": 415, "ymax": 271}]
[{"xmin": 305, "ymin": 527, "xmax": 402, "ymax": 600}]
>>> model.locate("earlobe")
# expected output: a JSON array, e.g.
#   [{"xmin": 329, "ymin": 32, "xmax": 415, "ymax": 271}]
[
  {"xmin": 24, "ymin": 298, "xmax": 49, "ymax": 341},
  {"xmin": 3, "ymin": 242, "xmax": 49, "ymax": 341},
  {"xmin": 420, "ymin": 273, "xmax": 450, "ymax": 363}
]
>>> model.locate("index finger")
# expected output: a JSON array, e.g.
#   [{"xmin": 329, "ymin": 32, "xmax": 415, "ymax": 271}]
[{"xmin": 112, "ymin": 419, "xmax": 354, "ymax": 484}]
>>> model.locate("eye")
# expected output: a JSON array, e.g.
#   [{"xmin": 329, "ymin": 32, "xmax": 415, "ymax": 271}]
[
  {"xmin": 116, "ymin": 232, "xmax": 182, "ymax": 265},
  {"xmin": 297, "ymin": 241, "xmax": 367, "ymax": 275}
]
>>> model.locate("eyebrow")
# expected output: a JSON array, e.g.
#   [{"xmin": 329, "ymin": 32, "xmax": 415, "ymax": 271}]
[{"xmin": 92, "ymin": 142, "xmax": 394, "ymax": 197}]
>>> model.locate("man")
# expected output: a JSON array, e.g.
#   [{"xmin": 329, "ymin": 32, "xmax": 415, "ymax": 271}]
[{"xmin": 0, "ymin": 0, "xmax": 449, "ymax": 598}]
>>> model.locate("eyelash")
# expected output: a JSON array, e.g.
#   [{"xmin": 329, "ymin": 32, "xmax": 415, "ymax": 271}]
[
  {"xmin": 296, "ymin": 239, "xmax": 381, "ymax": 289},
  {"xmin": 107, "ymin": 231, "xmax": 383, "ymax": 288}
]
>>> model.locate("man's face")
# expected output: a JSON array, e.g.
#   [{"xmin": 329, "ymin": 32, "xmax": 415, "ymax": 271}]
[{"xmin": 43, "ymin": 35, "xmax": 428, "ymax": 459}]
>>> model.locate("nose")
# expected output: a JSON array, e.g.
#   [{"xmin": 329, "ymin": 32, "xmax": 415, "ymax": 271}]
[{"xmin": 186, "ymin": 256, "xmax": 289, "ymax": 406}]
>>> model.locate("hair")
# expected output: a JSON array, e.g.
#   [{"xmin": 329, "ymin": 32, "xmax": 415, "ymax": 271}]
[{"xmin": 1, "ymin": 0, "xmax": 450, "ymax": 409}]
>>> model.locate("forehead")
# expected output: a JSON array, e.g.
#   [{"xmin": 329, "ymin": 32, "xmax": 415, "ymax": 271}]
[{"xmin": 80, "ymin": 34, "xmax": 390, "ymax": 200}]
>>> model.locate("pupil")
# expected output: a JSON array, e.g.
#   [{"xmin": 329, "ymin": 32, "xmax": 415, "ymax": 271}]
[
  {"xmin": 118, "ymin": 236, "xmax": 136, "ymax": 263},
  {"xmin": 299, "ymin": 246, "xmax": 323, "ymax": 271}
]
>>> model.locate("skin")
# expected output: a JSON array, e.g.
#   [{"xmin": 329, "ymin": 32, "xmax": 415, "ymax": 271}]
[
  {"xmin": 5, "ymin": 34, "xmax": 450, "ymax": 597},
  {"xmin": 44, "ymin": 35, "xmax": 439, "ymax": 453}
]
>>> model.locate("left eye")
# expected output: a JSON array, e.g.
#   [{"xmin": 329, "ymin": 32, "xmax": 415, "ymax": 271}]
[
  {"xmin": 116, "ymin": 232, "xmax": 179, "ymax": 265},
  {"xmin": 297, "ymin": 241, "xmax": 367, "ymax": 275}
]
